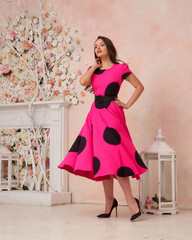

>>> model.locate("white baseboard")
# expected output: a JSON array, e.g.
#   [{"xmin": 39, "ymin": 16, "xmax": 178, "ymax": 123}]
[{"xmin": 0, "ymin": 190, "xmax": 72, "ymax": 206}]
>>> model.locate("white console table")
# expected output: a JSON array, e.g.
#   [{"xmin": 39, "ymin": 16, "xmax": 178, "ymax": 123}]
[{"xmin": 0, "ymin": 100, "xmax": 72, "ymax": 206}]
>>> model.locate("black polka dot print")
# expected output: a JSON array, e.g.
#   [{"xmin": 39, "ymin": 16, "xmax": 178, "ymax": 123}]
[
  {"xmin": 117, "ymin": 166, "xmax": 135, "ymax": 177},
  {"xmin": 95, "ymin": 82, "xmax": 120, "ymax": 109},
  {"xmin": 135, "ymin": 151, "xmax": 148, "ymax": 169},
  {"xmin": 69, "ymin": 135, "xmax": 86, "ymax": 155},
  {"xmin": 105, "ymin": 82, "xmax": 120, "ymax": 97},
  {"xmin": 93, "ymin": 157, "xmax": 100, "ymax": 175},
  {"xmin": 103, "ymin": 127, "xmax": 121, "ymax": 145}
]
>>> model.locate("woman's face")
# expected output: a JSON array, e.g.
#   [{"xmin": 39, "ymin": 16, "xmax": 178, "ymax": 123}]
[{"xmin": 94, "ymin": 39, "xmax": 109, "ymax": 58}]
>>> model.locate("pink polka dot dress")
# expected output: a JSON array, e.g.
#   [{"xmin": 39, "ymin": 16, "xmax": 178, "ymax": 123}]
[{"xmin": 58, "ymin": 62, "xmax": 148, "ymax": 181}]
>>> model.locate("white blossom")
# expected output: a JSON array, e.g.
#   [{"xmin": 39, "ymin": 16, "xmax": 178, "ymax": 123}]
[
  {"xmin": 45, "ymin": 22, "xmax": 52, "ymax": 31},
  {"xmin": 68, "ymin": 45, "xmax": 74, "ymax": 51},
  {"xmin": 64, "ymin": 95, "xmax": 71, "ymax": 101},
  {"xmin": 20, "ymin": 36, "xmax": 25, "ymax": 42},
  {"xmin": 62, "ymin": 19, "xmax": 66, "ymax": 25},
  {"xmin": 65, "ymin": 27, "xmax": 70, "ymax": 33},
  {"xmin": 51, "ymin": 48, "xmax": 58, "ymax": 55},
  {"xmin": 45, "ymin": 53, "xmax": 50, "ymax": 59},
  {"xmin": 64, "ymin": 61, "xmax": 70, "ymax": 69},
  {"xmin": 6, "ymin": 34, "xmax": 10, "ymax": 40},
  {"xmin": 33, "ymin": 17, "xmax": 39, "ymax": 25},
  {"xmin": 51, "ymin": 39, "xmax": 58, "ymax": 47},
  {"xmin": 73, "ymin": 53, "xmax": 80, "ymax": 62},
  {"xmin": 47, "ymin": 36, "xmax": 52, "ymax": 42},
  {"xmin": 13, "ymin": 20, "xmax": 18, "ymax": 26},
  {"xmin": 70, "ymin": 72, "xmax": 77, "ymax": 80},
  {"xmin": 65, "ymin": 36, "xmax": 71, "ymax": 43},
  {"xmin": 49, "ymin": 30, "xmax": 54, "ymax": 36},
  {"xmin": 72, "ymin": 97, "xmax": 78, "ymax": 105},
  {"xmin": 50, "ymin": 56, "xmax": 55, "ymax": 63},
  {"xmin": 52, "ymin": 65, "xmax": 58, "ymax": 72},
  {"xmin": 4, "ymin": 21, "xmax": 9, "ymax": 28}
]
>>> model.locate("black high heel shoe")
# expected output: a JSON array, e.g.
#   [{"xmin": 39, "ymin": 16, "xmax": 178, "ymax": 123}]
[
  {"xmin": 130, "ymin": 197, "xmax": 143, "ymax": 221},
  {"xmin": 97, "ymin": 198, "xmax": 118, "ymax": 218}
]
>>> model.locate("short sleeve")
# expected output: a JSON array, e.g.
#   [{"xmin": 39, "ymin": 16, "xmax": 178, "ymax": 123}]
[{"xmin": 121, "ymin": 62, "xmax": 132, "ymax": 80}]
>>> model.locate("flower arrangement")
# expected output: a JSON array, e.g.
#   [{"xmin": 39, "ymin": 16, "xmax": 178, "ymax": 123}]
[
  {"xmin": 145, "ymin": 196, "xmax": 159, "ymax": 209},
  {"xmin": 145, "ymin": 194, "xmax": 172, "ymax": 209},
  {"xmin": 0, "ymin": 128, "xmax": 50, "ymax": 191},
  {"xmin": 0, "ymin": 1, "xmax": 89, "ymax": 191},
  {"xmin": 0, "ymin": 7, "xmax": 85, "ymax": 104},
  {"xmin": 0, "ymin": 2, "xmax": 87, "ymax": 192}
]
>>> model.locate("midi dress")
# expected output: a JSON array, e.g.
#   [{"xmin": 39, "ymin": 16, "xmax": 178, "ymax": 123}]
[{"xmin": 57, "ymin": 62, "xmax": 148, "ymax": 181}]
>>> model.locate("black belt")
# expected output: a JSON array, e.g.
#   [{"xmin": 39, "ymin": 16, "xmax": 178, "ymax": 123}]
[{"xmin": 95, "ymin": 95, "xmax": 117, "ymax": 104}]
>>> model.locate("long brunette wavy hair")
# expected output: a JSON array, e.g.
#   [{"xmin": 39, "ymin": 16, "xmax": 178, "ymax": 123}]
[{"xmin": 84, "ymin": 36, "xmax": 123, "ymax": 93}]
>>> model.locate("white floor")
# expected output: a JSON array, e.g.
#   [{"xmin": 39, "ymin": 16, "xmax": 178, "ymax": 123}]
[{"xmin": 0, "ymin": 203, "xmax": 191, "ymax": 240}]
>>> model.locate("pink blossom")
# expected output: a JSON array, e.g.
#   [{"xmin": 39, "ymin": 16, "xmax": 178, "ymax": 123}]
[
  {"xmin": 39, "ymin": 98, "xmax": 43, "ymax": 101},
  {"xmin": 10, "ymin": 30, "xmax": 16, "ymax": 37},
  {"xmin": 12, "ymin": 97, "xmax": 17, "ymax": 103},
  {"xmin": 63, "ymin": 90, "xmax": 69, "ymax": 96},
  {"xmin": 31, "ymin": 46, "xmax": 36, "ymax": 50},
  {"xmin": 1, "ymin": 66, "xmax": 11, "ymax": 74},
  {"xmin": 56, "ymin": 26, "xmax": 62, "ymax": 32},
  {"xmin": 147, "ymin": 198, "xmax": 154, "ymax": 204},
  {"xmin": 33, "ymin": 140, "xmax": 37, "ymax": 147},
  {"xmin": 53, "ymin": 90, "xmax": 59, "ymax": 96},
  {"xmin": 24, "ymin": 89, "xmax": 31, "ymax": 95},
  {"xmin": 47, "ymin": 44, "xmax": 52, "ymax": 49},
  {"xmin": 20, "ymin": 81, "xmax": 26, "ymax": 86},
  {"xmin": 46, "ymin": 157, "xmax": 49, "ymax": 168},
  {"xmin": 46, "ymin": 130, "xmax": 50, "ymax": 136},
  {"xmin": 29, "ymin": 169, "xmax": 33, "ymax": 176},
  {"xmin": 22, "ymin": 41, "xmax": 32, "ymax": 50}
]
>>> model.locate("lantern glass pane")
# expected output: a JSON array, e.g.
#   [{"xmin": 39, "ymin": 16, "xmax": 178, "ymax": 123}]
[
  {"xmin": 160, "ymin": 161, "xmax": 172, "ymax": 203},
  {"xmin": 1, "ymin": 160, "xmax": 8, "ymax": 185},
  {"xmin": 11, "ymin": 160, "xmax": 18, "ymax": 182},
  {"xmin": 148, "ymin": 160, "xmax": 159, "ymax": 199}
]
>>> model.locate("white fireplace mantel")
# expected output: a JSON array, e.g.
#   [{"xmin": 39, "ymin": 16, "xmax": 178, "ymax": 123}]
[{"xmin": 0, "ymin": 100, "xmax": 72, "ymax": 206}]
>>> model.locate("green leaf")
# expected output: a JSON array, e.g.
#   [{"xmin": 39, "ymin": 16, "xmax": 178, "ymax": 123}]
[
  {"xmin": 22, "ymin": 185, "xmax": 29, "ymax": 190},
  {"xmin": 22, "ymin": 161, "xmax": 26, "ymax": 168}
]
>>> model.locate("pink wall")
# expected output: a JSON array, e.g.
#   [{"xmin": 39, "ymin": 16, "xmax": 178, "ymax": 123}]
[{"xmin": 1, "ymin": 0, "xmax": 191, "ymax": 208}]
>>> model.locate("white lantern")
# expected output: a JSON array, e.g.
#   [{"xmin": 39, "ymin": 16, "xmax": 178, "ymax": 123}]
[
  {"xmin": 0, "ymin": 143, "xmax": 19, "ymax": 191},
  {"xmin": 139, "ymin": 127, "xmax": 178, "ymax": 215}
]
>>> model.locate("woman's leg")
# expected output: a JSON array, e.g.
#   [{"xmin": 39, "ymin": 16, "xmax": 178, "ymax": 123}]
[
  {"xmin": 102, "ymin": 175, "xmax": 115, "ymax": 213},
  {"xmin": 116, "ymin": 176, "xmax": 139, "ymax": 216}
]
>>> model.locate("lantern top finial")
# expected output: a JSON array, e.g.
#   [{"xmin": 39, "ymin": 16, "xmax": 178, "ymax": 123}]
[
  {"xmin": 155, "ymin": 127, "xmax": 165, "ymax": 142},
  {"xmin": 141, "ymin": 126, "xmax": 175, "ymax": 155}
]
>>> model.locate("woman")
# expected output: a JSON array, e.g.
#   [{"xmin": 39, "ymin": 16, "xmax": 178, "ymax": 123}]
[{"xmin": 58, "ymin": 36, "xmax": 148, "ymax": 221}]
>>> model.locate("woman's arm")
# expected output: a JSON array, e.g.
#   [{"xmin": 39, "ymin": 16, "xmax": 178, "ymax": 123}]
[
  {"xmin": 124, "ymin": 73, "xmax": 144, "ymax": 108},
  {"xmin": 113, "ymin": 73, "xmax": 144, "ymax": 109},
  {"xmin": 80, "ymin": 58, "xmax": 101, "ymax": 86},
  {"xmin": 80, "ymin": 65, "xmax": 97, "ymax": 86}
]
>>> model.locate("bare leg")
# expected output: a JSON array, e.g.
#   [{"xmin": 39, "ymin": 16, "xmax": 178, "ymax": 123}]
[
  {"xmin": 116, "ymin": 176, "xmax": 139, "ymax": 216},
  {"xmin": 102, "ymin": 175, "xmax": 114, "ymax": 213}
]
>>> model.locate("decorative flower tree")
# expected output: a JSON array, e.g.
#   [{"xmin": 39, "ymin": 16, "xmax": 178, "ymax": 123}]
[{"xmin": 0, "ymin": 0, "xmax": 86, "ymax": 191}]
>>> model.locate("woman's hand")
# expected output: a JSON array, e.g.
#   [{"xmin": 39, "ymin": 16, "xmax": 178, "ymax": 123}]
[
  {"xmin": 113, "ymin": 97, "xmax": 130, "ymax": 109},
  {"xmin": 93, "ymin": 58, "xmax": 102, "ymax": 69}
]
